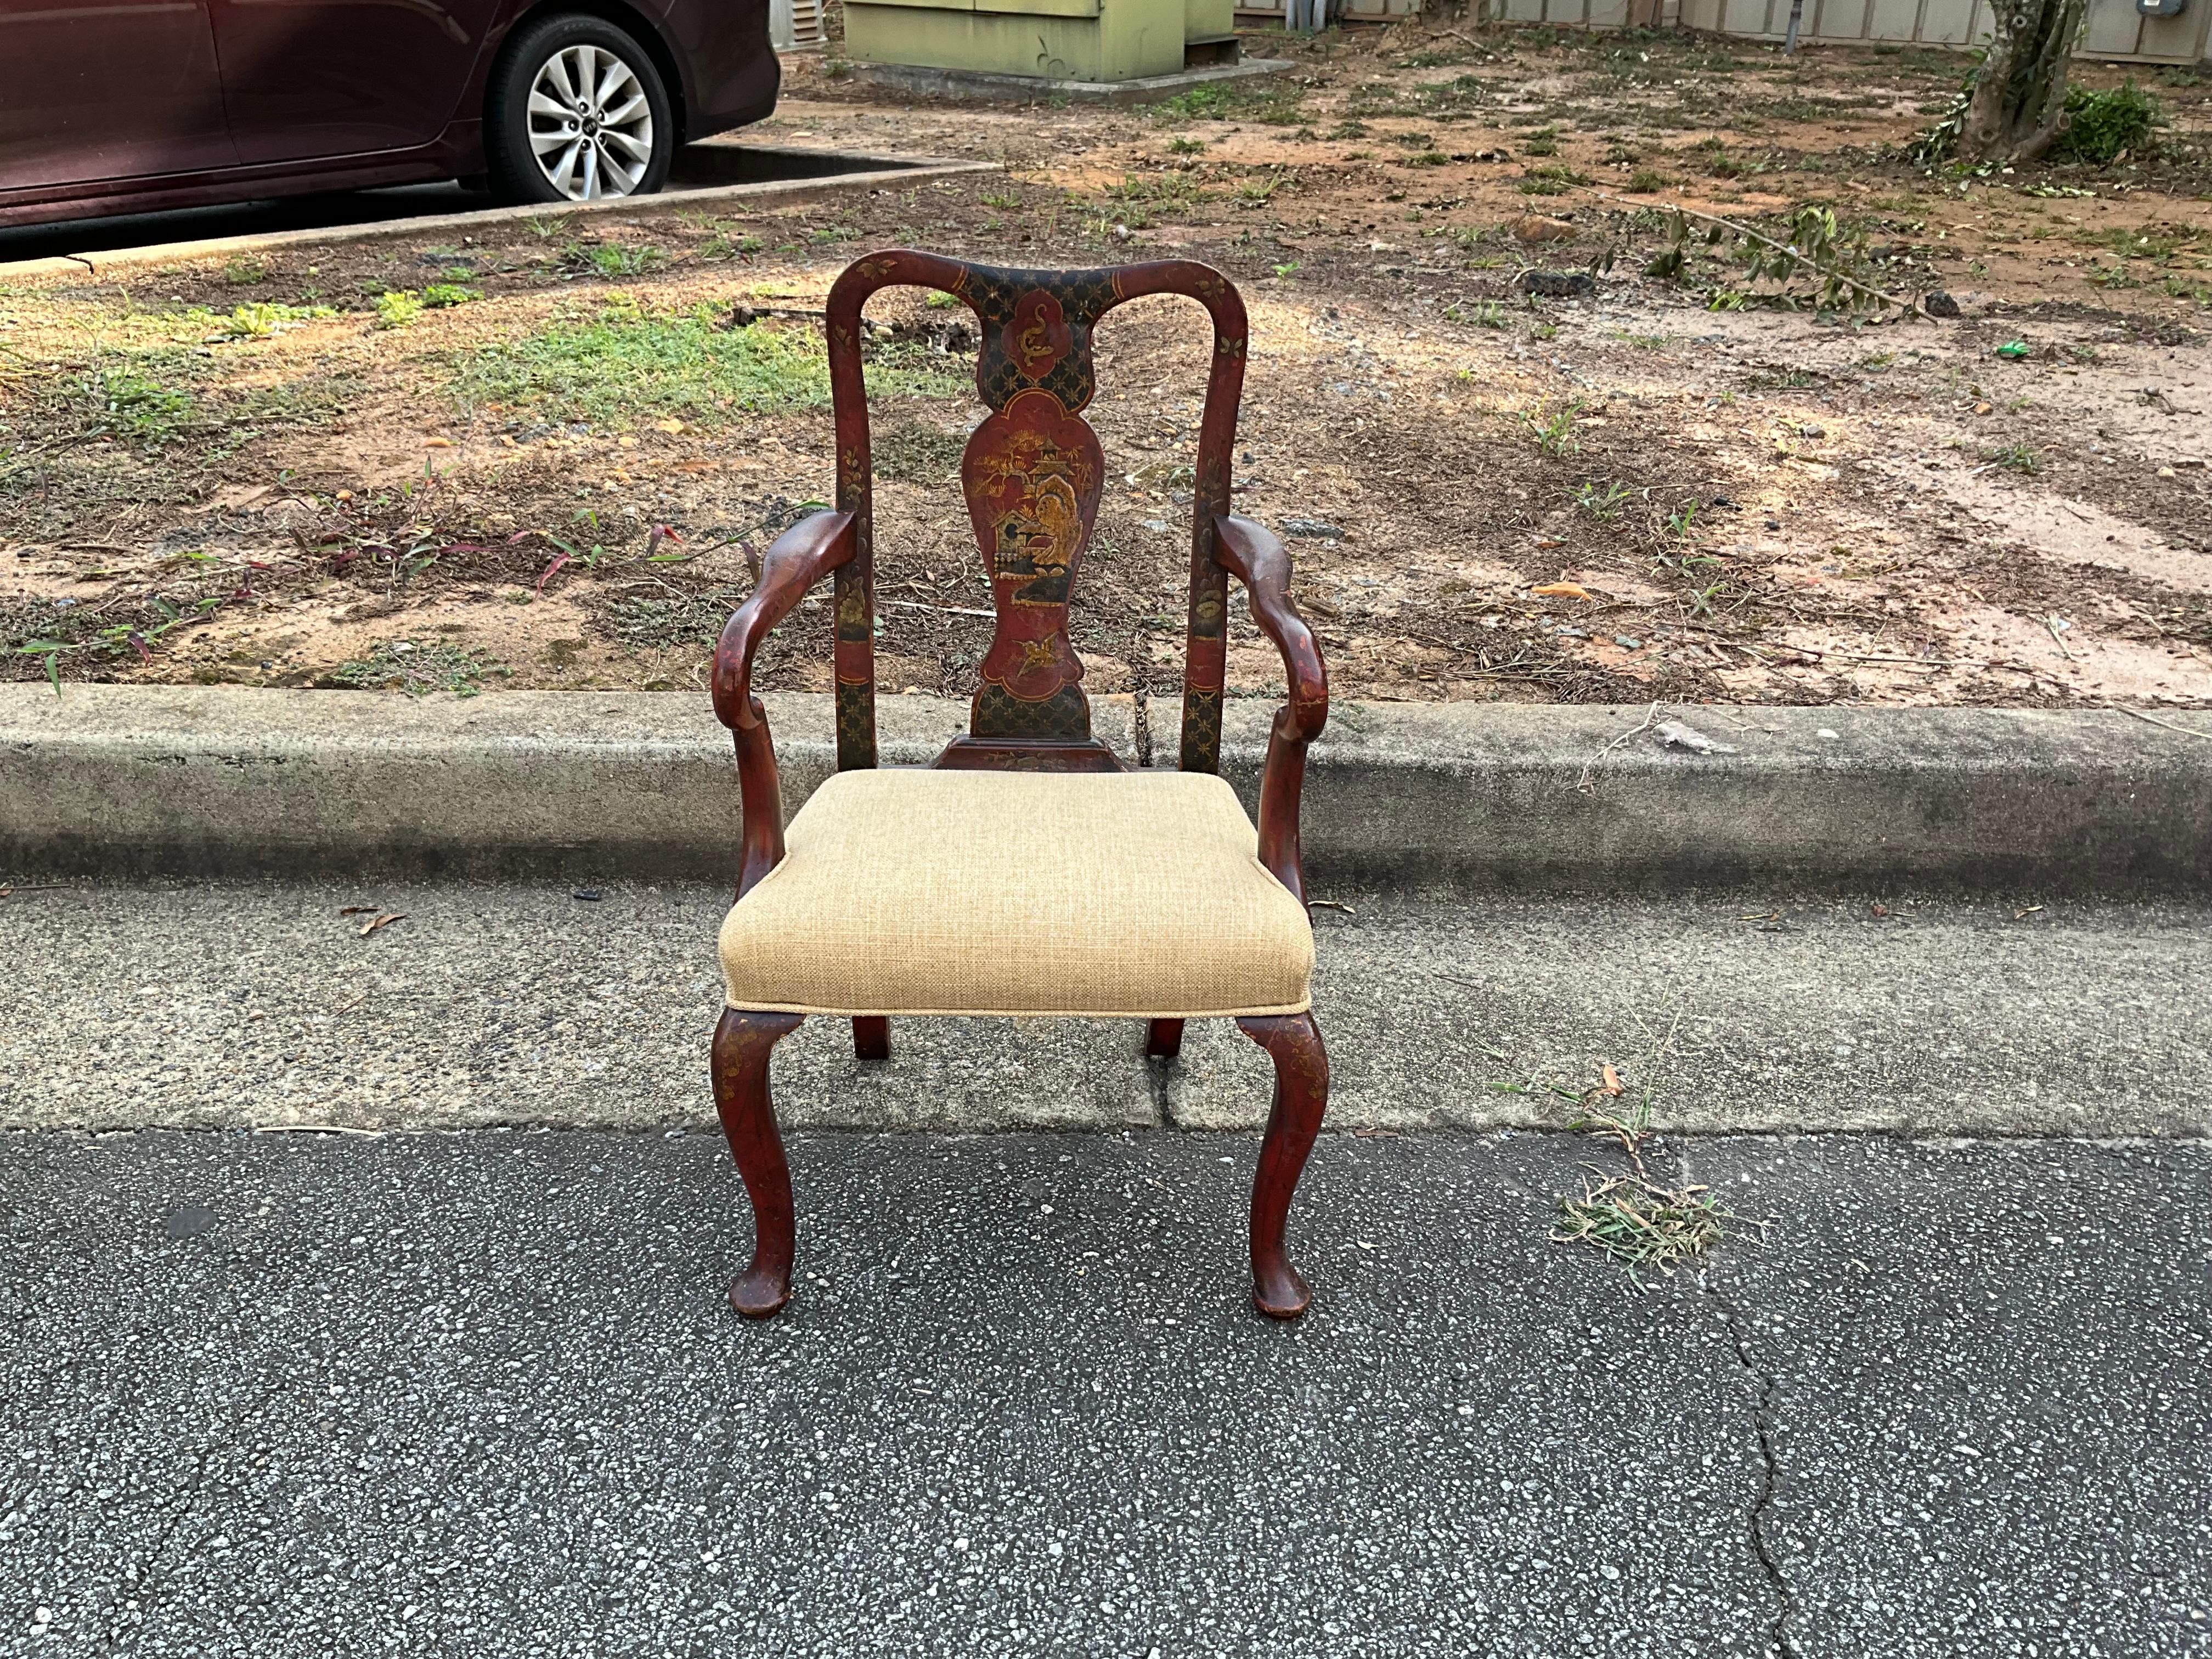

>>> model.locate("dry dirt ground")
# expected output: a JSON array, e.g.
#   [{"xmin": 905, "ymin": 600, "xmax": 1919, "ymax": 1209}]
[{"xmin": 3, "ymin": 22, "xmax": 2210, "ymax": 709}]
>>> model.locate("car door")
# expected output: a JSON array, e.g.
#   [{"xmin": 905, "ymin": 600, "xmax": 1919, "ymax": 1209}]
[
  {"xmin": 0, "ymin": 0, "xmax": 236, "ymax": 189},
  {"xmin": 207, "ymin": 0, "xmax": 501, "ymax": 163}
]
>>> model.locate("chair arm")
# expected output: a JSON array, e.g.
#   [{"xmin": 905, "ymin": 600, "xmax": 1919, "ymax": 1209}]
[
  {"xmin": 709, "ymin": 510, "xmax": 857, "ymax": 898},
  {"xmin": 1211, "ymin": 513, "xmax": 1330, "ymax": 905}
]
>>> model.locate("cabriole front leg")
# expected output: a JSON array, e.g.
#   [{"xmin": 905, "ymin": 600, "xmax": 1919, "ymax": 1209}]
[
  {"xmin": 1234, "ymin": 1011, "xmax": 1330, "ymax": 1319},
  {"xmin": 710, "ymin": 1008, "xmax": 806, "ymax": 1318}
]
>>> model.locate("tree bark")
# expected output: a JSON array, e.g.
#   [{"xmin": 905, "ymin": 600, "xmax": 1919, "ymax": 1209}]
[{"xmin": 1957, "ymin": 0, "xmax": 2093, "ymax": 165}]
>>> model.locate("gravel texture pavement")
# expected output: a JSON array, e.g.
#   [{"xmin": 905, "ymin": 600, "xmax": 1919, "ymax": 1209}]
[{"xmin": 2, "ymin": 1128, "xmax": 2207, "ymax": 1657}]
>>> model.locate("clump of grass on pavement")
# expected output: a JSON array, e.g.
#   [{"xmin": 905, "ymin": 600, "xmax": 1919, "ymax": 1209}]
[
  {"xmin": 1554, "ymin": 1170, "xmax": 1737, "ymax": 1278},
  {"xmin": 1501, "ymin": 1013, "xmax": 1759, "ymax": 1278}
]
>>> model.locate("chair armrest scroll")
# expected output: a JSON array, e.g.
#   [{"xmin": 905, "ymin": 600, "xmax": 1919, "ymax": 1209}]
[
  {"xmin": 1211, "ymin": 513, "xmax": 1329, "ymax": 904},
  {"xmin": 710, "ymin": 510, "xmax": 857, "ymax": 732},
  {"xmin": 709, "ymin": 510, "xmax": 856, "ymax": 899}
]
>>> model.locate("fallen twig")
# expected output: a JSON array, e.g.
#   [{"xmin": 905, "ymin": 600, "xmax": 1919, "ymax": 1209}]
[
  {"xmin": 1590, "ymin": 191, "xmax": 1925, "ymax": 317},
  {"xmin": 1577, "ymin": 700, "xmax": 1662, "ymax": 793},
  {"xmin": 2115, "ymin": 706, "xmax": 2212, "ymax": 740}
]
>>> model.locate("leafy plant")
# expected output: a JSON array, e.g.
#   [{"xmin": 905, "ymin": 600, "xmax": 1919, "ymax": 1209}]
[
  {"xmin": 218, "ymin": 301, "xmax": 332, "ymax": 338},
  {"xmin": 1575, "ymin": 479, "xmax": 1633, "ymax": 521},
  {"xmin": 420, "ymin": 283, "xmax": 482, "ymax": 309},
  {"xmin": 1520, "ymin": 399, "xmax": 1584, "ymax": 458},
  {"xmin": 375, "ymin": 290, "xmax": 426, "ymax": 330},
  {"xmin": 2055, "ymin": 80, "xmax": 2163, "ymax": 163}
]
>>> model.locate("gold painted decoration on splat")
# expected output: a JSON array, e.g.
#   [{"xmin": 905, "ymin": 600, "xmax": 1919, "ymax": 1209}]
[{"xmin": 962, "ymin": 388, "xmax": 1105, "ymax": 730}]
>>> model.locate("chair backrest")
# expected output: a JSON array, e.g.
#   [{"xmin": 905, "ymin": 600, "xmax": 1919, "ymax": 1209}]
[{"xmin": 823, "ymin": 251, "xmax": 1249, "ymax": 775}]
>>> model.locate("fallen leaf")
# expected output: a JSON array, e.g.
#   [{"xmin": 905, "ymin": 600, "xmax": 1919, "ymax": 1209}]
[
  {"xmin": 1654, "ymin": 720, "xmax": 1739, "ymax": 754},
  {"xmin": 358, "ymin": 912, "xmax": 406, "ymax": 936},
  {"xmin": 1309, "ymin": 899, "xmax": 1357, "ymax": 915},
  {"xmin": 338, "ymin": 905, "xmax": 376, "ymax": 915},
  {"xmin": 1532, "ymin": 582, "xmax": 1593, "ymax": 600},
  {"xmin": 1600, "ymin": 1063, "xmax": 1625, "ymax": 1096}
]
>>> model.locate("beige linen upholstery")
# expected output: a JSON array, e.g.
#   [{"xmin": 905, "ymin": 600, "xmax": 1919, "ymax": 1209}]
[{"xmin": 718, "ymin": 769, "xmax": 1313, "ymax": 1018}]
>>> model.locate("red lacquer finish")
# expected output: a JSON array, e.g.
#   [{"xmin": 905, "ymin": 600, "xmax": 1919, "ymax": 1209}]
[
  {"xmin": 710, "ymin": 1008, "xmax": 805, "ymax": 1318},
  {"xmin": 709, "ymin": 252, "xmax": 1332, "ymax": 1321},
  {"xmin": 1211, "ymin": 514, "xmax": 1329, "ymax": 906},
  {"xmin": 1236, "ymin": 1012, "xmax": 1330, "ymax": 1319}
]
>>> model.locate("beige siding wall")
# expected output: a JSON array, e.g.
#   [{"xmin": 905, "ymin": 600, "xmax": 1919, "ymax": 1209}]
[{"xmin": 1235, "ymin": 0, "xmax": 2208, "ymax": 63}]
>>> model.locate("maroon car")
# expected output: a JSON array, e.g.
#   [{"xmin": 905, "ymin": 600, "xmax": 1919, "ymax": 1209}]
[{"xmin": 0, "ymin": 0, "xmax": 780, "ymax": 227}]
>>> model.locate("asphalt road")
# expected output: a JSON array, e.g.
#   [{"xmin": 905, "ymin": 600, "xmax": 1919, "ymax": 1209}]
[{"xmin": 3, "ymin": 1127, "xmax": 2207, "ymax": 1657}]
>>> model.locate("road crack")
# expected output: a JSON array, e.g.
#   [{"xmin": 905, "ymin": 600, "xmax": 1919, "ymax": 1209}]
[{"xmin": 1706, "ymin": 1277, "xmax": 1800, "ymax": 1659}]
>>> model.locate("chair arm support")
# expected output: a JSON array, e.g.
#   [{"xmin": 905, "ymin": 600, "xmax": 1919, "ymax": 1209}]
[
  {"xmin": 709, "ymin": 510, "xmax": 857, "ymax": 898},
  {"xmin": 1211, "ymin": 513, "xmax": 1330, "ymax": 905}
]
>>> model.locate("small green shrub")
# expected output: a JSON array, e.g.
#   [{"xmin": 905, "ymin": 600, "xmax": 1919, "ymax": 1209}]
[{"xmin": 2056, "ymin": 80, "xmax": 2163, "ymax": 163}]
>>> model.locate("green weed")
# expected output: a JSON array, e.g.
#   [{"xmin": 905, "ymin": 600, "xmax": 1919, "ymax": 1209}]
[
  {"xmin": 375, "ymin": 290, "xmax": 426, "ymax": 330},
  {"xmin": 323, "ymin": 638, "xmax": 510, "ymax": 697}
]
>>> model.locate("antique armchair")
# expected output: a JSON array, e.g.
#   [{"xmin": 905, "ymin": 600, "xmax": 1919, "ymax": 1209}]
[{"xmin": 708, "ymin": 251, "xmax": 1329, "ymax": 1321}]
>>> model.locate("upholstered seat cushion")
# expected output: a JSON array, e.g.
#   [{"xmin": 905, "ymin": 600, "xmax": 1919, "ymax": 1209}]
[{"xmin": 718, "ymin": 769, "xmax": 1312, "ymax": 1018}]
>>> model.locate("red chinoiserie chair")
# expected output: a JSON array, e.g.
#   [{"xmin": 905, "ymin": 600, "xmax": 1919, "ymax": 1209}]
[{"xmin": 709, "ymin": 251, "xmax": 1328, "ymax": 1321}]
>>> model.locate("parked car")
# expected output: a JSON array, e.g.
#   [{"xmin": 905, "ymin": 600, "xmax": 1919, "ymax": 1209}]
[{"xmin": 0, "ymin": 0, "xmax": 780, "ymax": 227}]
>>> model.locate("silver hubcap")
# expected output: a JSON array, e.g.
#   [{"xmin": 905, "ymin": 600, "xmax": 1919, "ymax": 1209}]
[{"xmin": 526, "ymin": 43, "xmax": 653, "ymax": 200}]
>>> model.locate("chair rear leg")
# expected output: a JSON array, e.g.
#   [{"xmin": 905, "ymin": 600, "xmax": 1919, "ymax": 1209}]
[
  {"xmin": 1146, "ymin": 1018, "xmax": 1184, "ymax": 1059},
  {"xmin": 1234, "ymin": 1012, "xmax": 1329, "ymax": 1320},
  {"xmin": 710, "ymin": 1008, "xmax": 806, "ymax": 1318},
  {"xmin": 853, "ymin": 1017, "xmax": 890, "ymax": 1060}
]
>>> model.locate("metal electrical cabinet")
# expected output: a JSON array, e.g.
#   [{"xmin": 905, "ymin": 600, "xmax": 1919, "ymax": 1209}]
[{"xmin": 843, "ymin": 0, "xmax": 1215, "ymax": 81}]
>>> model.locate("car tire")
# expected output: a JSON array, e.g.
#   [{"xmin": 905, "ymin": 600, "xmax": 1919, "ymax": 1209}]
[{"xmin": 486, "ymin": 14, "xmax": 674, "ymax": 205}]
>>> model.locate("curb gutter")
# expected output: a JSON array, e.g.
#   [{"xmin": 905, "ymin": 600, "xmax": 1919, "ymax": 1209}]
[
  {"xmin": 0, "ymin": 146, "xmax": 996, "ymax": 280},
  {"xmin": 3, "ymin": 686, "xmax": 2208, "ymax": 891}
]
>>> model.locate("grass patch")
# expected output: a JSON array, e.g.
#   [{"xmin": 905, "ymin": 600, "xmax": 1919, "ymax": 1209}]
[
  {"xmin": 322, "ymin": 638, "xmax": 511, "ymax": 697},
  {"xmin": 450, "ymin": 304, "xmax": 960, "ymax": 428},
  {"xmin": 873, "ymin": 419, "xmax": 967, "ymax": 482},
  {"xmin": 1517, "ymin": 163, "xmax": 1592, "ymax": 195},
  {"xmin": 83, "ymin": 365, "xmax": 196, "ymax": 444}
]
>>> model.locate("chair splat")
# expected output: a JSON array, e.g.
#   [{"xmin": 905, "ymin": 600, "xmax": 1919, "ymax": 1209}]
[{"xmin": 822, "ymin": 252, "xmax": 1249, "ymax": 774}]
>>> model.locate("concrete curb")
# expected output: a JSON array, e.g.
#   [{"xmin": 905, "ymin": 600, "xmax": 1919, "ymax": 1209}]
[
  {"xmin": 0, "ymin": 145, "xmax": 996, "ymax": 280},
  {"xmin": 5, "ymin": 686, "xmax": 2210, "ymax": 891},
  {"xmin": 847, "ymin": 57, "xmax": 1296, "ymax": 106}
]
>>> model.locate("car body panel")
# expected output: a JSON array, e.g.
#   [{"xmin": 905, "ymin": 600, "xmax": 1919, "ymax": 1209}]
[
  {"xmin": 0, "ymin": 0, "xmax": 238, "ymax": 188},
  {"xmin": 0, "ymin": 0, "xmax": 777, "ymax": 225},
  {"xmin": 210, "ymin": 0, "xmax": 505, "ymax": 162}
]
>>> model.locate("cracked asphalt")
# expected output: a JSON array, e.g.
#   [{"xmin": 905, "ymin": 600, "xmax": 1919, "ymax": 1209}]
[{"xmin": 3, "ymin": 1127, "xmax": 2208, "ymax": 1657}]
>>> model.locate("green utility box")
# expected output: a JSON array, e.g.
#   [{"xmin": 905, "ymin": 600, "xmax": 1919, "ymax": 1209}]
[{"xmin": 845, "ymin": 0, "xmax": 1234, "ymax": 82}]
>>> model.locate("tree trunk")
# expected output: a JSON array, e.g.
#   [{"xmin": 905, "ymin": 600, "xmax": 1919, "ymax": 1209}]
[{"xmin": 1957, "ymin": 0, "xmax": 2093, "ymax": 165}]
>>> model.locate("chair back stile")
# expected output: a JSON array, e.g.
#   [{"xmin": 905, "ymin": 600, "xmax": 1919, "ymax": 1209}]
[{"xmin": 820, "ymin": 251, "xmax": 1250, "ymax": 776}]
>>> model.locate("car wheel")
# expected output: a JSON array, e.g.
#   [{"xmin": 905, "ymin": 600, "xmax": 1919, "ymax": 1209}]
[{"xmin": 486, "ymin": 14, "xmax": 673, "ymax": 205}]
